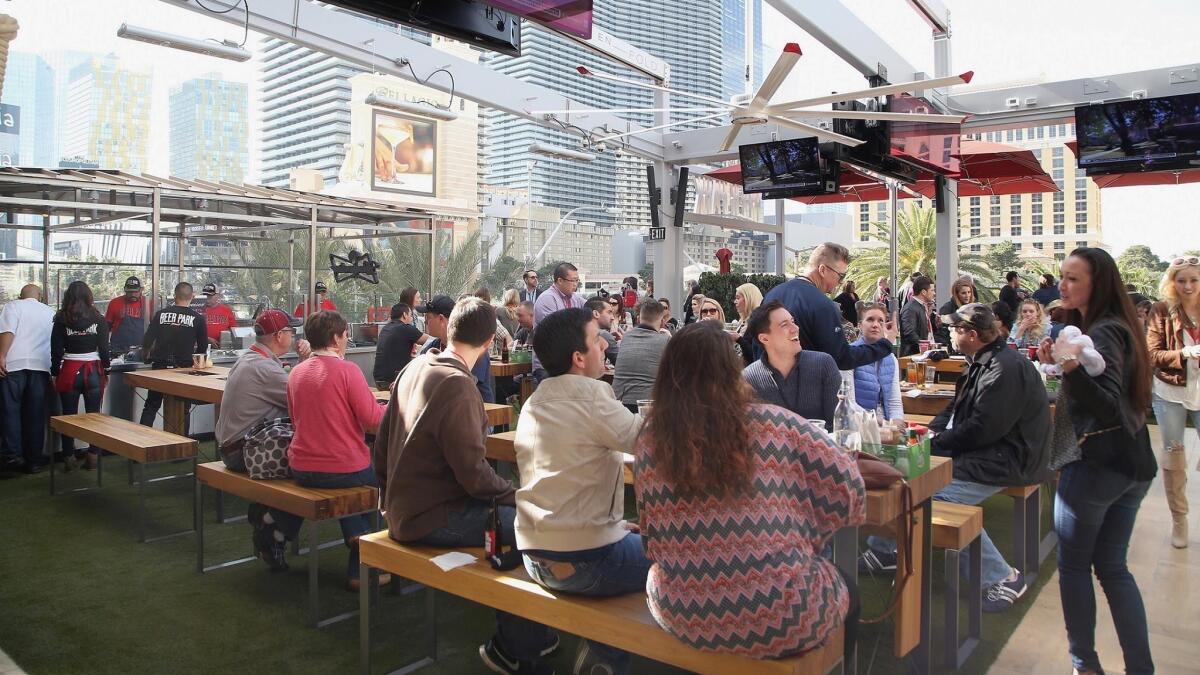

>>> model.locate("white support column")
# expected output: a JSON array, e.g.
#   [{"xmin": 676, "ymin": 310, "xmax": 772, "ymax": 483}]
[
  {"xmin": 775, "ymin": 199, "xmax": 786, "ymax": 274},
  {"xmin": 150, "ymin": 189, "xmax": 161, "ymax": 313},
  {"xmin": 287, "ymin": 235, "xmax": 295, "ymax": 312},
  {"xmin": 308, "ymin": 207, "xmax": 317, "ymax": 315},
  {"xmin": 650, "ymin": 85, "xmax": 682, "ymax": 312},
  {"xmin": 935, "ymin": 178, "xmax": 959, "ymax": 303}
]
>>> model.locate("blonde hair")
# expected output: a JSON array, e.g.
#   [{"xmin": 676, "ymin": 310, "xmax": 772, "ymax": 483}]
[
  {"xmin": 806, "ymin": 242, "xmax": 852, "ymax": 272},
  {"xmin": 699, "ymin": 297, "xmax": 726, "ymax": 323},
  {"xmin": 734, "ymin": 283, "xmax": 763, "ymax": 320},
  {"xmin": 500, "ymin": 288, "xmax": 520, "ymax": 319},
  {"xmin": 949, "ymin": 277, "xmax": 977, "ymax": 308},
  {"xmin": 1160, "ymin": 263, "xmax": 1200, "ymax": 315},
  {"xmin": 1018, "ymin": 299, "xmax": 1047, "ymax": 340}
]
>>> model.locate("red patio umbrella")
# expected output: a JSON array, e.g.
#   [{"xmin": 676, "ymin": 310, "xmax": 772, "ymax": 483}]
[
  {"xmin": 953, "ymin": 139, "xmax": 1045, "ymax": 180},
  {"xmin": 1065, "ymin": 141, "xmax": 1200, "ymax": 188},
  {"xmin": 956, "ymin": 173, "xmax": 1060, "ymax": 197}
]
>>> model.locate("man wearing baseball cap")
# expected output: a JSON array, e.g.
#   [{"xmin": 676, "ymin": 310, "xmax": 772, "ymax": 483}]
[
  {"xmin": 201, "ymin": 283, "xmax": 237, "ymax": 347},
  {"xmin": 417, "ymin": 295, "xmax": 493, "ymax": 403},
  {"xmin": 215, "ymin": 308, "xmax": 311, "ymax": 570},
  {"xmin": 862, "ymin": 302, "xmax": 1051, "ymax": 614},
  {"xmin": 293, "ymin": 281, "xmax": 337, "ymax": 319},
  {"xmin": 104, "ymin": 276, "xmax": 147, "ymax": 353}
]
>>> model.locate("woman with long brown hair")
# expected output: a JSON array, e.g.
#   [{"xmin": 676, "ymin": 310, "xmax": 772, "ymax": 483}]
[
  {"xmin": 633, "ymin": 322, "xmax": 865, "ymax": 662},
  {"xmin": 50, "ymin": 280, "xmax": 110, "ymax": 471},
  {"xmin": 1147, "ymin": 255, "xmax": 1200, "ymax": 548},
  {"xmin": 1038, "ymin": 247, "xmax": 1156, "ymax": 675}
]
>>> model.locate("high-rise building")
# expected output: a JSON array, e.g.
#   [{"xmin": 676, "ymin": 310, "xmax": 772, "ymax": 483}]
[
  {"xmin": 483, "ymin": 0, "xmax": 763, "ymax": 227},
  {"xmin": 257, "ymin": 38, "xmax": 365, "ymax": 187},
  {"xmin": 0, "ymin": 52, "xmax": 56, "ymax": 167},
  {"xmin": 853, "ymin": 123, "xmax": 1102, "ymax": 262},
  {"xmin": 170, "ymin": 76, "xmax": 249, "ymax": 182},
  {"xmin": 61, "ymin": 55, "xmax": 151, "ymax": 171},
  {"xmin": 722, "ymin": 0, "xmax": 765, "ymax": 102}
]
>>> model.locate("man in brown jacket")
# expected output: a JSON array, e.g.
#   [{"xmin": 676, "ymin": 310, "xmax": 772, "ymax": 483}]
[{"xmin": 374, "ymin": 297, "xmax": 555, "ymax": 674}]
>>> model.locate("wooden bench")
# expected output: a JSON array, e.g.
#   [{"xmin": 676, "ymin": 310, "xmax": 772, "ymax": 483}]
[
  {"xmin": 999, "ymin": 484, "xmax": 1056, "ymax": 581},
  {"xmin": 931, "ymin": 502, "xmax": 984, "ymax": 670},
  {"xmin": 49, "ymin": 413, "xmax": 198, "ymax": 542},
  {"xmin": 358, "ymin": 533, "xmax": 844, "ymax": 675},
  {"xmin": 194, "ymin": 461, "xmax": 379, "ymax": 628}
]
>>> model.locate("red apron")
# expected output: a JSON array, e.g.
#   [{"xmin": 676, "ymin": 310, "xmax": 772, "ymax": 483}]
[{"xmin": 56, "ymin": 360, "xmax": 107, "ymax": 395}]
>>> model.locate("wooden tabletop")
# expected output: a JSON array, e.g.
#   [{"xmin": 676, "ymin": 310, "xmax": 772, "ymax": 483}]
[
  {"xmin": 373, "ymin": 389, "xmax": 512, "ymax": 427},
  {"xmin": 900, "ymin": 383, "xmax": 956, "ymax": 416},
  {"xmin": 122, "ymin": 365, "xmax": 231, "ymax": 404},
  {"xmin": 898, "ymin": 356, "xmax": 968, "ymax": 374},
  {"xmin": 486, "ymin": 431, "xmax": 635, "ymax": 484},
  {"xmin": 490, "ymin": 360, "xmax": 532, "ymax": 377}
]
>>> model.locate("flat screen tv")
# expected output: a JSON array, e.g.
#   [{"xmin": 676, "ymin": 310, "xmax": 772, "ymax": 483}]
[
  {"xmin": 1075, "ymin": 93, "xmax": 1200, "ymax": 173},
  {"xmin": 322, "ymin": 0, "xmax": 522, "ymax": 56},
  {"xmin": 484, "ymin": 1, "xmax": 593, "ymax": 39},
  {"xmin": 831, "ymin": 98, "xmax": 922, "ymax": 184},
  {"xmin": 738, "ymin": 137, "xmax": 838, "ymax": 197},
  {"xmin": 889, "ymin": 94, "xmax": 961, "ymax": 176}
]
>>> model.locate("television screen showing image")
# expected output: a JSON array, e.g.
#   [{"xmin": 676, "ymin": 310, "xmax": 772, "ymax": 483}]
[
  {"xmin": 485, "ymin": 1, "xmax": 593, "ymax": 39},
  {"xmin": 371, "ymin": 109, "xmax": 437, "ymax": 197},
  {"xmin": 1075, "ymin": 93, "xmax": 1200, "ymax": 172},
  {"xmin": 889, "ymin": 94, "xmax": 961, "ymax": 176},
  {"xmin": 739, "ymin": 138, "xmax": 829, "ymax": 195}
]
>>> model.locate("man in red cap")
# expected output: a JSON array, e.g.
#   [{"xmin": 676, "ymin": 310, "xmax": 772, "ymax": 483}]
[
  {"xmin": 294, "ymin": 281, "xmax": 337, "ymax": 319},
  {"xmin": 215, "ymin": 308, "xmax": 312, "ymax": 570}
]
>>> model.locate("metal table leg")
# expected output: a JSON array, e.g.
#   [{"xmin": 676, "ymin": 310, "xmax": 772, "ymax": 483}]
[
  {"xmin": 196, "ymin": 475, "xmax": 204, "ymax": 572},
  {"xmin": 138, "ymin": 462, "xmax": 147, "ymax": 543},
  {"xmin": 832, "ymin": 526, "xmax": 859, "ymax": 675},
  {"xmin": 310, "ymin": 521, "xmax": 321, "ymax": 628}
]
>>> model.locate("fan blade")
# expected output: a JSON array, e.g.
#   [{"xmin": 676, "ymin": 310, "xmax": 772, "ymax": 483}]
[
  {"xmin": 782, "ymin": 109, "xmax": 967, "ymax": 123},
  {"xmin": 750, "ymin": 43, "xmax": 801, "ymax": 111},
  {"xmin": 719, "ymin": 125, "xmax": 743, "ymax": 152},
  {"xmin": 766, "ymin": 115, "xmax": 865, "ymax": 147},
  {"xmin": 595, "ymin": 112, "xmax": 729, "ymax": 144},
  {"xmin": 766, "ymin": 71, "xmax": 974, "ymax": 113},
  {"xmin": 530, "ymin": 107, "xmax": 730, "ymax": 115},
  {"xmin": 577, "ymin": 65, "xmax": 735, "ymax": 109}
]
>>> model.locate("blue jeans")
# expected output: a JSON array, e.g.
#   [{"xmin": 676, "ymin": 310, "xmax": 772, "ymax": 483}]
[
  {"xmin": 868, "ymin": 478, "xmax": 1012, "ymax": 587},
  {"xmin": 418, "ymin": 498, "xmax": 554, "ymax": 663},
  {"xmin": 524, "ymin": 533, "xmax": 652, "ymax": 674},
  {"xmin": 1151, "ymin": 393, "xmax": 1199, "ymax": 468},
  {"xmin": 1055, "ymin": 460, "xmax": 1153, "ymax": 674},
  {"xmin": 1, "ymin": 369, "xmax": 49, "ymax": 466},
  {"xmin": 272, "ymin": 466, "xmax": 378, "ymax": 580},
  {"xmin": 59, "ymin": 366, "xmax": 104, "ymax": 456}
]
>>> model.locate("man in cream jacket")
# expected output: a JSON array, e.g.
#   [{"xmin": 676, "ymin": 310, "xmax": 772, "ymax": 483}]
[{"xmin": 514, "ymin": 307, "xmax": 646, "ymax": 675}]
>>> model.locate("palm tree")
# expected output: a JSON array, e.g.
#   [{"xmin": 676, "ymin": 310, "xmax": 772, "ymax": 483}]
[
  {"xmin": 847, "ymin": 203, "xmax": 998, "ymax": 300},
  {"xmin": 373, "ymin": 228, "xmax": 488, "ymax": 301}
]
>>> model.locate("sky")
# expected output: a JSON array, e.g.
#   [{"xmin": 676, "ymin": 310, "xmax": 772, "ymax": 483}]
[
  {"xmin": 760, "ymin": 0, "xmax": 1200, "ymax": 260},
  {"xmin": 2, "ymin": 0, "xmax": 1198, "ymax": 259}
]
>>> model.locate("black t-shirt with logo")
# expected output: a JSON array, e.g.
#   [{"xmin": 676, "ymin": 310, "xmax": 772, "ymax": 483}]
[{"xmin": 143, "ymin": 305, "xmax": 208, "ymax": 367}]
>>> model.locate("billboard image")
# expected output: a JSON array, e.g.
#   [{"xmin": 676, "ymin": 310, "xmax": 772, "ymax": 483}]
[{"xmin": 371, "ymin": 109, "xmax": 437, "ymax": 196}]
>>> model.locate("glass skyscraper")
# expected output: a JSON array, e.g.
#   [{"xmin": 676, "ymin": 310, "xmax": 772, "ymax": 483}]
[
  {"xmin": 0, "ymin": 52, "xmax": 56, "ymax": 167},
  {"xmin": 61, "ymin": 55, "xmax": 152, "ymax": 172},
  {"xmin": 169, "ymin": 76, "xmax": 249, "ymax": 182}
]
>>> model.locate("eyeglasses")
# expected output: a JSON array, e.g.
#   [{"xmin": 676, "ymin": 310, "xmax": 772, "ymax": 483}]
[
  {"xmin": 700, "ymin": 308, "xmax": 719, "ymax": 316},
  {"xmin": 824, "ymin": 264, "xmax": 849, "ymax": 283},
  {"xmin": 1171, "ymin": 256, "xmax": 1200, "ymax": 268}
]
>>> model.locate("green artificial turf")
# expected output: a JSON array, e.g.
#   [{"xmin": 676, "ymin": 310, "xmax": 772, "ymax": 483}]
[{"xmin": 0, "ymin": 445, "xmax": 1057, "ymax": 675}]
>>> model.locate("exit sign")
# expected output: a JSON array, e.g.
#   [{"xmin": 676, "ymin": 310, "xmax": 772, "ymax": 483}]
[{"xmin": 648, "ymin": 227, "xmax": 666, "ymax": 241}]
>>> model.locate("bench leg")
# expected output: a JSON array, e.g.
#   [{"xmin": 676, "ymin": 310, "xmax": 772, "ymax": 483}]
[
  {"xmin": 831, "ymin": 526, "xmax": 858, "ymax": 675},
  {"xmin": 1039, "ymin": 483, "xmax": 1059, "ymax": 565},
  {"xmin": 942, "ymin": 538, "xmax": 982, "ymax": 670},
  {"xmin": 1011, "ymin": 494, "xmax": 1028, "ymax": 580},
  {"xmin": 1025, "ymin": 490, "xmax": 1041, "ymax": 582},
  {"xmin": 138, "ymin": 462, "xmax": 147, "ymax": 543},
  {"xmin": 196, "ymin": 477, "xmax": 204, "ymax": 572},
  {"xmin": 310, "ymin": 521, "xmax": 321, "ymax": 628},
  {"xmin": 943, "ymin": 548, "xmax": 959, "ymax": 669}
]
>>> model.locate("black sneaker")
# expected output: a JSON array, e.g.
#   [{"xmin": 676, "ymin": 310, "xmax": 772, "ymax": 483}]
[
  {"xmin": 479, "ymin": 639, "xmax": 554, "ymax": 675},
  {"xmin": 247, "ymin": 504, "xmax": 268, "ymax": 532},
  {"xmin": 982, "ymin": 571, "xmax": 1026, "ymax": 613},
  {"xmin": 858, "ymin": 549, "xmax": 898, "ymax": 575},
  {"xmin": 538, "ymin": 633, "xmax": 560, "ymax": 657},
  {"xmin": 253, "ymin": 526, "xmax": 289, "ymax": 573}
]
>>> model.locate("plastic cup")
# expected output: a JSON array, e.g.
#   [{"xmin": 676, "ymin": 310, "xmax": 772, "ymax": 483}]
[
  {"xmin": 192, "ymin": 353, "xmax": 207, "ymax": 369},
  {"xmin": 925, "ymin": 365, "xmax": 936, "ymax": 387},
  {"xmin": 637, "ymin": 399, "xmax": 653, "ymax": 417},
  {"xmin": 918, "ymin": 340, "xmax": 930, "ymax": 353},
  {"xmin": 907, "ymin": 366, "xmax": 920, "ymax": 385}
]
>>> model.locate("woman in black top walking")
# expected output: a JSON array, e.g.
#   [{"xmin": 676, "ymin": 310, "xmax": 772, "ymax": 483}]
[
  {"xmin": 1038, "ymin": 247, "xmax": 1156, "ymax": 675},
  {"xmin": 51, "ymin": 281, "xmax": 110, "ymax": 471}
]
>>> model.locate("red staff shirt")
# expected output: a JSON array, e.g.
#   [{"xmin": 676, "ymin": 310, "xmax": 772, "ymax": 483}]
[
  {"xmin": 204, "ymin": 303, "xmax": 237, "ymax": 342},
  {"xmin": 294, "ymin": 298, "xmax": 338, "ymax": 318}
]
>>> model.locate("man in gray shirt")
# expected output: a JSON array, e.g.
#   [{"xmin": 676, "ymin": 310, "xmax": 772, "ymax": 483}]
[
  {"xmin": 742, "ymin": 300, "xmax": 840, "ymax": 431},
  {"xmin": 612, "ymin": 299, "xmax": 669, "ymax": 411},
  {"xmin": 214, "ymin": 309, "xmax": 310, "ymax": 571}
]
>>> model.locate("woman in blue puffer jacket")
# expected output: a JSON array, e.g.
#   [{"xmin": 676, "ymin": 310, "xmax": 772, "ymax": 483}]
[{"xmin": 845, "ymin": 302, "xmax": 904, "ymax": 421}]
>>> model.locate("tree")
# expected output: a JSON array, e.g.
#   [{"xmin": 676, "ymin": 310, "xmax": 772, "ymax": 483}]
[
  {"xmin": 477, "ymin": 252, "xmax": 526, "ymax": 298},
  {"xmin": 846, "ymin": 203, "xmax": 998, "ymax": 301},
  {"xmin": 637, "ymin": 263, "xmax": 654, "ymax": 291},
  {"xmin": 982, "ymin": 242, "xmax": 1022, "ymax": 277},
  {"xmin": 1117, "ymin": 245, "xmax": 1167, "ymax": 273}
]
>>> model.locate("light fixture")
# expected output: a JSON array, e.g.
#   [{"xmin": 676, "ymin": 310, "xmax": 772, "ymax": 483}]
[
  {"xmin": 528, "ymin": 142, "xmax": 596, "ymax": 162},
  {"xmin": 364, "ymin": 93, "xmax": 458, "ymax": 121},
  {"xmin": 116, "ymin": 23, "xmax": 251, "ymax": 62}
]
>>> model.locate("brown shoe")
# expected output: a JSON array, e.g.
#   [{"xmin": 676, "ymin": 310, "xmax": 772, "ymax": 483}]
[
  {"xmin": 83, "ymin": 453, "xmax": 98, "ymax": 471},
  {"xmin": 345, "ymin": 573, "xmax": 392, "ymax": 592}
]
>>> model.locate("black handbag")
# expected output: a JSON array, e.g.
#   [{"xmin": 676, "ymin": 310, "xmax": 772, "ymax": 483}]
[{"xmin": 1078, "ymin": 423, "xmax": 1156, "ymax": 482}]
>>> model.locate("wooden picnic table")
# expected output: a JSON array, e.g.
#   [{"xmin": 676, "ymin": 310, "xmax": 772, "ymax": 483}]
[
  {"xmin": 898, "ymin": 355, "xmax": 968, "ymax": 375},
  {"xmin": 490, "ymin": 360, "xmax": 531, "ymax": 378},
  {"xmin": 123, "ymin": 365, "xmax": 231, "ymax": 435},
  {"xmin": 486, "ymin": 427, "xmax": 949, "ymax": 668},
  {"xmin": 373, "ymin": 388, "xmax": 512, "ymax": 427},
  {"xmin": 901, "ymin": 383, "xmax": 957, "ymax": 417}
]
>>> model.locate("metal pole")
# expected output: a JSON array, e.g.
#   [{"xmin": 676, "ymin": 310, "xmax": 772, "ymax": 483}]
[
  {"xmin": 429, "ymin": 227, "xmax": 436, "ymax": 297},
  {"xmin": 650, "ymin": 78, "xmax": 682, "ymax": 314},
  {"xmin": 288, "ymin": 235, "xmax": 295, "ymax": 311},
  {"xmin": 41, "ymin": 215, "xmax": 50, "ymax": 291},
  {"xmin": 308, "ymin": 208, "xmax": 317, "ymax": 315},
  {"xmin": 525, "ymin": 160, "xmax": 535, "ymax": 266},
  {"xmin": 888, "ymin": 182, "xmax": 899, "ymax": 317},
  {"xmin": 178, "ymin": 224, "xmax": 186, "ymax": 282},
  {"xmin": 151, "ymin": 189, "xmax": 161, "ymax": 313},
  {"xmin": 774, "ymin": 199, "xmax": 786, "ymax": 274},
  {"xmin": 743, "ymin": 0, "xmax": 755, "ymax": 97}
]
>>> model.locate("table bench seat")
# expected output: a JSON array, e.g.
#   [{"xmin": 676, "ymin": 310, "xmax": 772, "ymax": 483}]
[
  {"xmin": 194, "ymin": 462, "xmax": 377, "ymax": 521},
  {"xmin": 50, "ymin": 413, "xmax": 197, "ymax": 463},
  {"xmin": 930, "ymin": 501, "xmax": 984, "ymax": 669}
]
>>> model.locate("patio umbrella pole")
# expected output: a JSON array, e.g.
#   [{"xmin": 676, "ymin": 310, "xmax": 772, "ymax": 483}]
[
  {"xmin": 288, "ymin": 235, "xmax": 294, "ymax": 313},
  {"xmin": 888, "ymin": 181, "xmax": 899, "ymax": 319}
]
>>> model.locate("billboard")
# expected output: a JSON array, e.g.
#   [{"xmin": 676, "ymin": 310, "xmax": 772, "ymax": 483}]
[{"xmin": 370, "ymin": 109, "xmax": 437, "ymax": 197}]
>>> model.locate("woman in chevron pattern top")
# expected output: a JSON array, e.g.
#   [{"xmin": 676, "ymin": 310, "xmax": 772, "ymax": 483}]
[{"xmin": 633, "ymin": 321, "xmax": 866, "ymax": 662}]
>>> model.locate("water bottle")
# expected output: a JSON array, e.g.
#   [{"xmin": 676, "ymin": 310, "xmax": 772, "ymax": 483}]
[{"xmin": 831, "ymin": 381, "xmax": 858, "ymax": 453}]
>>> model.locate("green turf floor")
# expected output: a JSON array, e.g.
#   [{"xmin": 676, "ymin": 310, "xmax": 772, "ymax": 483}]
[{"xmin": 0, "ymin": 445, "xmax": 1057, "ymax": 674}]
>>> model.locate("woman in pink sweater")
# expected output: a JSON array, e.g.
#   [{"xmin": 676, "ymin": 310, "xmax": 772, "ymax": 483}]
[{"xmin": 263, "ymin": 311, "xmax": 385, "ymax": 588}]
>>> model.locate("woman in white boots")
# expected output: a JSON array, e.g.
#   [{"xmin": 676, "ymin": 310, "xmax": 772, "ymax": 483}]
[{"xmin": 1147, "ymin": 255, "xmax": 1200, "ymax": 548}]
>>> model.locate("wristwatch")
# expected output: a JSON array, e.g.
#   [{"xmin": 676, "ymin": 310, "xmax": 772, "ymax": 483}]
[{"xmin": 1057, "ymin": 353, "xmax": 1079, "ymax": 365}]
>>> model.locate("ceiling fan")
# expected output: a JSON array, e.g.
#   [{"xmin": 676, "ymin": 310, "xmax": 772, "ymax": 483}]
[{"xmin": 532, "ymin": 43, "xmax": 973, "ymax": 151}]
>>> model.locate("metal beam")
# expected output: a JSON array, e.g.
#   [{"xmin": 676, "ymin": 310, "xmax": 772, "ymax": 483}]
[
  {"xmin": 950, "ymin": 62, "xmax": 1200, "ymax": 131},
  {"xmin": 158, "ymin": 0, "xmax": 663, "ymax": 159},
  {"xmin": 685, "ymin": 212, "xmax": 784, "ymax": 235},
  {"xmin": 49, "ymin": 214, "xmax": 148, "ymax": 230},
  {"xmin": 663, "ymin": 121, "xmax": 817, "ymax": 164},
  {"xmin": 0, "ymin": 196, "xmax": 152, "ymax": 215},
  {"xmin": 764, "ymin": 0, "xmax": 920, "ymax": 81}
]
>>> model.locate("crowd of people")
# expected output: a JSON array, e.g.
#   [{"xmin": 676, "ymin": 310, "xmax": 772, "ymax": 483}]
[{"xmin": 1, "ymin": 243, "xmax": 1193, "ymax": 675}]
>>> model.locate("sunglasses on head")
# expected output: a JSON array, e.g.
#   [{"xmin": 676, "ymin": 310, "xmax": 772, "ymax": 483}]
[{"xmin": 1171, "ymin": 256, "xmax": 1200, "ymax": 268}]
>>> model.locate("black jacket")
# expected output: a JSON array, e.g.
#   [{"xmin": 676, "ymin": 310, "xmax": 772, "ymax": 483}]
[
  {"xmin": 929, "ymin": 338, "xmax": 1051, "ymax": 486},
  {"xmin": 50, "ymin": 311, "xmax": 110, "ymax": 375},
  {"xmin": 1062, "ymin": 318, "xmax": 1157, "ymax": 480},
  {"xmin": 999, "ymin": 284, "xmax": 1022, "ymax": 313},
  {"xmin": 899, "ymin": 298, "xmax": 931, "ymax": 356},
  {"xmin": 143, "ymin": 305, "xmax": 208, "ymax": 368}
]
